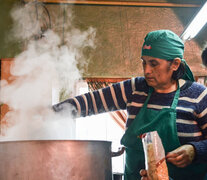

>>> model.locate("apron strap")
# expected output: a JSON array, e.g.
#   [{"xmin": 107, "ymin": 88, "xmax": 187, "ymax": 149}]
[
  {"xmin": 171, "ymin": 82, "xmax": 180, "ymax": 109},
  {"xmin": 142, "ymin": 87, "xmax": 153, "ymax": 108}
]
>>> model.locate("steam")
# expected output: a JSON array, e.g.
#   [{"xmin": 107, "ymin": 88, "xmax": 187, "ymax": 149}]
[{"xmin": 0, "ymin": 3, "xmax": 96, "ymax": 140}]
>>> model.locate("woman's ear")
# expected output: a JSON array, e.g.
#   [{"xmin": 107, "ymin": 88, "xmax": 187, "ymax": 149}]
[{"xmin": 172, "ymin": 58, "xmax": 181, "ymax": 71}]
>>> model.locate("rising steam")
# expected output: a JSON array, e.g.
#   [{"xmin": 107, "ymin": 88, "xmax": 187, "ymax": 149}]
[{"xmin": 0, "ymin": 2, "xmax": 96, "ymax": 140}]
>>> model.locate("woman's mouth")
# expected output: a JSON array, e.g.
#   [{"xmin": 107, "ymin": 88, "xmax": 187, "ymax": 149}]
[{"xmin": 145, "ymin": 77, "xmax": 154, "ymax": 81}]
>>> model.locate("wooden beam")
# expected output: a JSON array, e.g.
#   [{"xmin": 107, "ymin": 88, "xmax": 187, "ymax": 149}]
[{"xmin": 24, "ymin": 0, "xmax": 200, "ymax": 8}]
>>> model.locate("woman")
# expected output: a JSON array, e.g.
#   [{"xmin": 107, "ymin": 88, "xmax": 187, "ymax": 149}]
[{"xmin": 53, "ymin": 30, "xmax": 207, "ymax": 180}]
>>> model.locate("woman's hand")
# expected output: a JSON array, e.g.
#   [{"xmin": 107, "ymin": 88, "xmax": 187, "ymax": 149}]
[
  {"xmin": 140, "ymin": 145, "xmax": 195, "ymax": 179},
  {"xmin": 140, "ymin": 169, "xmax": 149, "ymax": 180},
  {"xmin": 166, "ymin": 144, "xmax": 195, "ymax": 168}
]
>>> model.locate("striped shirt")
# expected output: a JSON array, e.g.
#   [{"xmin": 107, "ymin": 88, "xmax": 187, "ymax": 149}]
[{"xmin": 53, "ymin": 77, "xmax": 207, "ymax": 163}]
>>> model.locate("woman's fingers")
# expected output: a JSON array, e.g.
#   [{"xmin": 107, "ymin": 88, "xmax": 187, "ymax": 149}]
[
  {"xmin": 166, "ymin": 145, "xmax": 195, "ymax": 167},
  {"xmin": 140, "ymin": 169, "xmax": 147, "ymax": 176},
  {"xmin": 140, "ymin": 169, "xmax": 149, "ymax": 180}
]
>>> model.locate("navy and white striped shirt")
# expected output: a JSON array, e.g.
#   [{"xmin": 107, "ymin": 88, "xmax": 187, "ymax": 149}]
[{"xmin": 54, "ymin": 77, "xmax": 207, "ymax": 163}]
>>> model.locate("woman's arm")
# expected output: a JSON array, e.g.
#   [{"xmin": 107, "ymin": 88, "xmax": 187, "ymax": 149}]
[{"xmin": 52, "ymin": 78, "xmax": 135, "ymax": 117}]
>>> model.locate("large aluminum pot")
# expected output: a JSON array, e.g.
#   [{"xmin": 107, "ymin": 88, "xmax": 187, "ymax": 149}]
[{"xmin": 0, "ymin": 140, "xmax": 112, "ymax": 180}]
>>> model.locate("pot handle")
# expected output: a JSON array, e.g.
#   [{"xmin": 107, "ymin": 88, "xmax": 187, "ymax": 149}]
[{"xmin": 111, "ymin": 146, "xmax": 125, "ymax": 157}]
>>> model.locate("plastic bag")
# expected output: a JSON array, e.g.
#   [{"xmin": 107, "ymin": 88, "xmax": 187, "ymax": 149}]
[{"xmin": 142, "ymin": 131, "xmax": 169, "ymax": 180}]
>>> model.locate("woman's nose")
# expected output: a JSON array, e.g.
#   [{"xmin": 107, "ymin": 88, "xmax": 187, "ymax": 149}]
[{"xmin": 143, "ymin": 64, "xmax": 152, "ymax": 74}]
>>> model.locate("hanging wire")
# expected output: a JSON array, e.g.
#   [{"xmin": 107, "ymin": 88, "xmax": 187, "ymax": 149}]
[
  {"xmin": 22, "ymin": 0, "xmax": 52, "ymax": 39},
  {"xmin": 62, "ymin": 4, "xmax": 66, "ymax": 45}
]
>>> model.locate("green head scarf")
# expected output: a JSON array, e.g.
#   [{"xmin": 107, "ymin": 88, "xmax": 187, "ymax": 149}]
[{"xmin": 141, "ymin": 30, "xmax": 194, "ymax": 82}]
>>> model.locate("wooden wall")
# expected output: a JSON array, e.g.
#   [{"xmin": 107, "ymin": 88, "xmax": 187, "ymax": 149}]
[
  {"xmin": 0, "ymin": 59, "xmax": 14, "ymax": 132},
  {"xmin": 1, "ymin": 0, "xmax": 207, "ymax": 78}
]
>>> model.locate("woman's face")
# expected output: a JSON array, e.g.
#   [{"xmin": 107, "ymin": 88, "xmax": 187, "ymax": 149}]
[{"xmin": 141, "ymin": 56, "xmax": 175, "ymax": 91}]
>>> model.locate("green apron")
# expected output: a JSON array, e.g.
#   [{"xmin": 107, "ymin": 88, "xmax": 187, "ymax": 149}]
[{"xmin": 121, "ymin": 84, "xmax": 207, "ymax": 180}]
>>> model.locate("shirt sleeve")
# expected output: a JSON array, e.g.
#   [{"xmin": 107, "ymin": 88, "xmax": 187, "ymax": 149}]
[
  {"xmin": 188, "ymin": 85, "xmax": 207, "ymax": 163},
  {"xmin": 188, "ymin": 140, "xmax": 207, "ymax": 163},
  {"xmin": 52, "ymin": 78, "xmax": 134, "ymax": 117}
]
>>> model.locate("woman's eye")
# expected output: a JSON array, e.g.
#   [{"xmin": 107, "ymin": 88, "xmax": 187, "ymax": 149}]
[
  {"xmin": 150, "ymin": 61, "xmax": 158, "ymax": 67},
  {"xmin": 150, "ymin": 63, "xmax": 157, "ymax": 67}
]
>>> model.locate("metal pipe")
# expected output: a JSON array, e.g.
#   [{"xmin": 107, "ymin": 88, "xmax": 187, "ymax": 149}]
[{"xmin": 24, "ymin": 0, "xmax": 200, "ymax": 8}]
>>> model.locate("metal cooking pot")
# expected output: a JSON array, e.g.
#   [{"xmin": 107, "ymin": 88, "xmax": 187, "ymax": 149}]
[{"xmin": 0, "ymin": 140, "xmax": 113, "ymax": 180}]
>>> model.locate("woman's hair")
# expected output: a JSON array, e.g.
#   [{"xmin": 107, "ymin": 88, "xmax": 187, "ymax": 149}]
[
  {"xmin": 201, "ymin": 45, "xmax": 207, "ymax": 67},
  {"xmin": 169, "ymin": 60, "xmax": 185, "ymax": 80}
]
